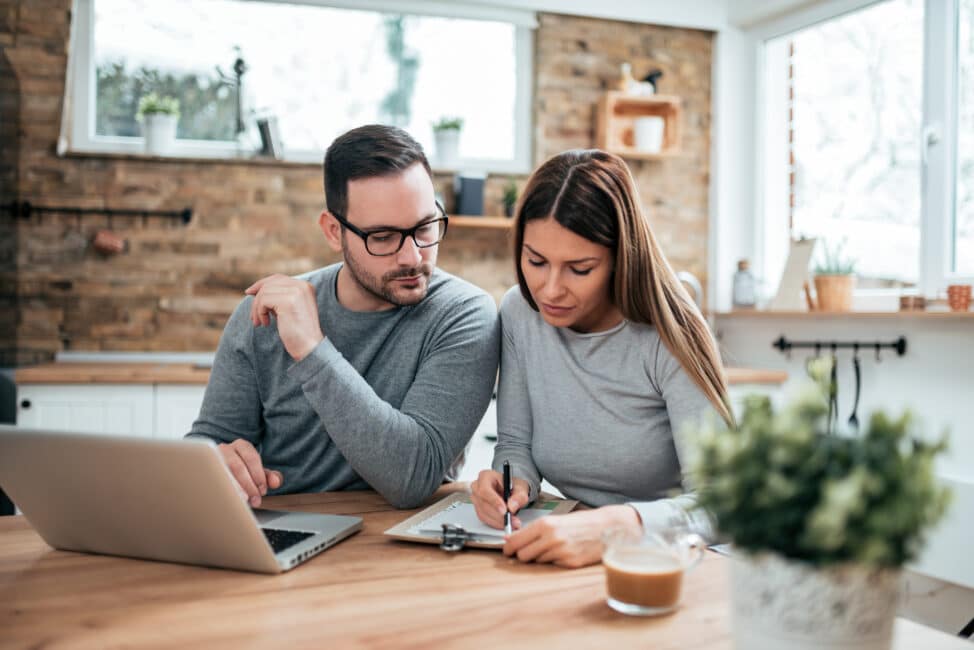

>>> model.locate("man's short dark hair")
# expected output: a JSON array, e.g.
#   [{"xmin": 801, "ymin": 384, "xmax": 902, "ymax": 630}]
[{"xmin": 323, "ymin": 124, "xmax": 432, "ymax": 219}]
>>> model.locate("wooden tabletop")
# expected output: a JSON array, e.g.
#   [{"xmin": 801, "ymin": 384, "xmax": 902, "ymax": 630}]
[
  {"xmin": 0, "ymin": 487, "xmax": 965, "ymax": 649},
  {"xmin": 15, "ymin": 363, "xmax": 788, "ymax": 386}
]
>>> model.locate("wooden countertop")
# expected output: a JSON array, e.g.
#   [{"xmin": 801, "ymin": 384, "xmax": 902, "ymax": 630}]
[
  {"xmin": 15, "ymin": 362, "xmax": 213, "ymax": 384},
  {"xmin": 724, "ymin": 367, "xmax": 788, "ymax": 385},
  {"xmin": 14, "ymin": 363, "xmax": 788, "ymax": 385},
  {"xmin": 0, "ymin": 486, "xmax": 965, "ymax": 649},
  {"xmin": 16, "ymin": 363, "xmax": 789, "ymax": 386}
]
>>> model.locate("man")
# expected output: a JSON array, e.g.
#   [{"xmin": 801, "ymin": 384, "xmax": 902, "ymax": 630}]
[{"xmin": 188, "ymin": 124, "xmax": 499, "ymax": 509}]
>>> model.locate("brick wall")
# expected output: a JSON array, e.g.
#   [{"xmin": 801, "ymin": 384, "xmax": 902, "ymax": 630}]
[{"xmin": 0, "ymin": 2, "xmax": 712, "ymax": 364}]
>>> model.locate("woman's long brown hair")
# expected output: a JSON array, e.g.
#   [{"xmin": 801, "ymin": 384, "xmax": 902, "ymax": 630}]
[{"xmin": 513, "ymin": 149, "xmax": 734, "ymax": 427}]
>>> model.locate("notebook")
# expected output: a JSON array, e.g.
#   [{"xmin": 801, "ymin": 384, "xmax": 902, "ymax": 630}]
[{"xmin": 385, "ymin": 491, "xmax": 577, "ymax": 549}]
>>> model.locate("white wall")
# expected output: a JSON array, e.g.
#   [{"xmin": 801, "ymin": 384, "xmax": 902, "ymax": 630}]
[
  {"xmin": 709, "ymin": 26, "xmax": 759, "ymax": 311},
  {"xmin": 716, "ymin": 314, "xmax": 974, "ymax": 588}
]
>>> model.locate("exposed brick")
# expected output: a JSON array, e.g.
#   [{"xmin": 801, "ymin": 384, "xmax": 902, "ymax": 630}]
[{"xmin": 3, "ymin": 6, "xmax": 713, "ymax": 359}]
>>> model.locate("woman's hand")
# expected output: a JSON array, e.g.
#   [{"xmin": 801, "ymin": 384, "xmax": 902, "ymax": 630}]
[
  {"xmin": 502, "ymin": 505, "xmax": 642, "ymax": 569},
  {"xmin": 470, "ymin": 469, "xmax": 531, "ymax": 529}
]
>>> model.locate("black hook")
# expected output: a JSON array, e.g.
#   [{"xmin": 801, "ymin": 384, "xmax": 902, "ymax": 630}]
[{"xmin": 875, "ymin": 342, "xmax": 881, "ymax": 363}]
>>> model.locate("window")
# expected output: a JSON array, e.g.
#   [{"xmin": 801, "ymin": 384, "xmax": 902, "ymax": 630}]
[
  {"xmin": 758, "ymin": 0, "xmax": 973, "ymax": 299},
  {"xmin": 71, "ymin": 0, "xmax": 535, "ymax": 172},
  {"xmin": 763, "ymin": 0, "xmax": 923, "ymax": 290}
]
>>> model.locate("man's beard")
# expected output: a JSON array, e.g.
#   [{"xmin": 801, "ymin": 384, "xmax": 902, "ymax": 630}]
[{"xmin": 341, "ymin": 237, "xmax": 434, "ymax": 307}]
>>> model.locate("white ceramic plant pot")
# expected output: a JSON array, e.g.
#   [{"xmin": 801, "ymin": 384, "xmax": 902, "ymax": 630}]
[
  {"xmin": 731, "ymin": 552, "xmax": 900, "ymax": 650},
  {"xmin": 433, "ymin": 129, "xmax": 460, "ymax": 168},
  {"xmin": 143, "ymin": 113, "xmax": 178, "ymax": 155}
]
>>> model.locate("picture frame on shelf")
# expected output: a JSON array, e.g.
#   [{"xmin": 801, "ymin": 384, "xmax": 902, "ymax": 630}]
[{"xmin": 257, "ymin": 116, "xmax": 283, "ymax": 159}]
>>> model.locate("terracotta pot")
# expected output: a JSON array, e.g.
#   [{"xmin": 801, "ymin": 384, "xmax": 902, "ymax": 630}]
[
  {"xmin": 731, "ymin": 552, "xmax": 900, "ymax": 650},
  {"xmin": 814, "ymin": 274, "xmax": 855, "ymax": 312},
  {"xmin": 947, "ymin": 285, "xmax": 971, "ymax": 312}
]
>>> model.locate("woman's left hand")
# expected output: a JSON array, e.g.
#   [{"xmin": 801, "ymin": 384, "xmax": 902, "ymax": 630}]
[{"xmin": 502, "ymin": 505, "xmax": 642, "ymax": 569}]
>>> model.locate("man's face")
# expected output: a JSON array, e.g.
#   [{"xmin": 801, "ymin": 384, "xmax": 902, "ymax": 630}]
[{"xmin": 339, "ymin": 163, "xmax": 439, "ymax": 308}]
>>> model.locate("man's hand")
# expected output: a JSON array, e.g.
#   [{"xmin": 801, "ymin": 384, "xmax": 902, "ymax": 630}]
[
  {"xmin": 470, "ymin": 469, "xmax": 531, "ymax": 530},
  {"xmin": 245, "ymin": 274, "xmax": 324, "ymax": 361},
  {"xmin": 502, "ymin": 506, "xmax": 642, "ymax": 569},
  {"xmin": 218, "ymin": 439, "xmax": 284, "ymax": 508}
]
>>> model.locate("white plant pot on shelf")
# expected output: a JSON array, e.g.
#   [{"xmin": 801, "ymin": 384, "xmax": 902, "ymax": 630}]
[
  {"xmin": 634, "ymin": 115, "xmax": 664, "ymax": 153},
  {"xmin": 433, "ymin": 129, "xmax": 460, "ymax": 168},
  {"xmin": 142, "ymin": 114, "xmax": 178, "ymax": 155},
  {"xmin": 731, "ymin": 552, "xmax": 900, "ymax": 650}
]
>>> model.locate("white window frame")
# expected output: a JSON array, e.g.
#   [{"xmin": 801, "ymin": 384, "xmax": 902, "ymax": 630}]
[
  {"xmin": 751, "ymin": 0, "xmax": 974, "ymax": 304},
  {"xmin": 67, "ymin": 0, "xmax": 536, "ymax": 173}
]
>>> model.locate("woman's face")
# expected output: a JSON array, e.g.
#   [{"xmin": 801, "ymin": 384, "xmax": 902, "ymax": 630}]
[{"xmin": 521, "ymin": 217, "xmax": 622, "ymax": 333}]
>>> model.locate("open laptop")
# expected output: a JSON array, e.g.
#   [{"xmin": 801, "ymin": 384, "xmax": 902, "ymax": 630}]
[{"xmin": 0, "ymin": 426, "xmax": 362, "ymax": 574}]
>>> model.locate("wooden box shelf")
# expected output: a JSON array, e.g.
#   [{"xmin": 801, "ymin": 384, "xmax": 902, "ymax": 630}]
[{"xmin": 596, "ymin": 91, "xmax": 682, "ymax": 160}]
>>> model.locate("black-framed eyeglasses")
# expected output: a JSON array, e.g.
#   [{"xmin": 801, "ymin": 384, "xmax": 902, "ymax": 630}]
[{"xmin": 331, "ymin": 201, "xmax": 449, "ymax": 257}]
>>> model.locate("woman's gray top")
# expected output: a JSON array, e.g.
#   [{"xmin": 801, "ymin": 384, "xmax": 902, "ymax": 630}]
[{"xmin": 491, "ymin": 287, "xmax": 719, "ymax": 539}]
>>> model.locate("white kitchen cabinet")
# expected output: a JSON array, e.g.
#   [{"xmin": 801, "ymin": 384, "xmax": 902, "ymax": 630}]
[
  {"xmin": 153, "ymin": 385, "xmax": 207, "ymax": 439},
  {"xmin": 16, "ymin": 383, "xmax": 206, "ymax": 439},
  {"xmin": 16, "ymin": 384, "xmax": 155, "ymax": 437},
  {"xmin": 727, "ymin": 382, "xmax": 785, "ymax": 417}
]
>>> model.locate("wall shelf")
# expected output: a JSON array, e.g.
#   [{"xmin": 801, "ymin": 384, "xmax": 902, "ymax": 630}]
[
  {"xmin": 711, "ymin": 310, "xmax": 974, "ymax": 320},
  {"xmin": 596, "ymin": 92, "xmax": 682, "ymax": 160},
  {"xmin": 449, "ymin": 216, "xmax": 513, "ymax": 230}
]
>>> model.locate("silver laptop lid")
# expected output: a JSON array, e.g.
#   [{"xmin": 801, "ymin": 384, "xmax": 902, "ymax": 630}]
[{"xmin": 0, "ymin": 427, "xmax": 359, "ymax": 573}]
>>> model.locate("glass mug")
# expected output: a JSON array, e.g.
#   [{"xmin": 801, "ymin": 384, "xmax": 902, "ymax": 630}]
[{"xmin": 602, "ymin": 526, "xmax": 705, "ymax": 616}]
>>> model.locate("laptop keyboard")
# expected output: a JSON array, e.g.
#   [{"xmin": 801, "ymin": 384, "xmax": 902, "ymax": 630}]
[{"xmin": 262, "ymin": 527, "xmax": 315, "ymax": 554}]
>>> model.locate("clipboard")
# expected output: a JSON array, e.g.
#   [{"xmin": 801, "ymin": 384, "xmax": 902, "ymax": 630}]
[{"xmin": 384, "ymin": 491, "xmax": 577, "ymax": 551}]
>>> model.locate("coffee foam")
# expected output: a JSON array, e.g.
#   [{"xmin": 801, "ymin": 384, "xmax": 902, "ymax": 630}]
[{"xmin": 603, "ymin": 547, "xmax": 682, "ymax": 574}]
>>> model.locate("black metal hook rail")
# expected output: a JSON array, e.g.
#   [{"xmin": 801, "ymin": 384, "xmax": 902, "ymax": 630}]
[
  {"xmin": 3, "ymin": 201, "xmax": 192, "ymax": 224},
  {"xmin": 772, "ymin": 336, "xmax": 907, "ymax": 357}
]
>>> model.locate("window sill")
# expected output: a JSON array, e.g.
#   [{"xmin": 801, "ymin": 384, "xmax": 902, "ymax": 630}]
[
  {"xmin": 63, "ymin": 149, "xmax": 321, "ymax": 169},
  {"xmin": 710, "ymin": 310, "xmax": 974, "ymax": 320},
  {"xmin": 61, "ymin": 150, "xmax": 528, "ymax": 178}
]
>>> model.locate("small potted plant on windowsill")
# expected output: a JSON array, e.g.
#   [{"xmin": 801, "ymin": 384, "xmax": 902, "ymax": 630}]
[
  {"xmin": 431, "ymin": 116, "xmax": 463, "ymax": 169},
  {"xmin": 691, "ymin": 360, "xmax": 951, "ymax": 650},
  {"xmin": 136, "ymin": 92, "xmax": 180, "ymax": 155},
  {"xmin": 502, "ymin": 177, "xmax": 518, "ymax": 218},
  {"xmin": 813, "ymin": 240, "xmax": 857, "ymax": 311}
]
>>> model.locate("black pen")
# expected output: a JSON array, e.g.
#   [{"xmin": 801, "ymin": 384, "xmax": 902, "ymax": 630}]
[{"xmin": 503, "ymin": 460, "xmax": 512, "ymax": 535}]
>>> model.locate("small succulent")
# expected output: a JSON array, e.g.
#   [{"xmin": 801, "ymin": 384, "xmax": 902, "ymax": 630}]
[
  {"xmin": 814, "ymin": 240, "xmax": 857, "ymax": 276},
  {"xmin": 136, "ymin": 93, "xmax": 180, "ymax": 121},
  {"xmin": 502, "ymin": 178, "xmax": 518, "ymax": 208},
  {"xmin": 432, "ymin": 116, "xmax": 464, "ymax": 132}
]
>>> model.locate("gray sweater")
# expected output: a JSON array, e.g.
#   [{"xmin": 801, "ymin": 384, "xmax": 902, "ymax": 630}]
[
  {"xmin": 188, "ymin": 264, "xmax": 500, "ymax": 508},
  {"xmin": 492, "ymin": 287, "xmax": 717, "ymax": 539}
]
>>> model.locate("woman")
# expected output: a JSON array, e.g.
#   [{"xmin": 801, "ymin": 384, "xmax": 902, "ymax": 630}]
[{"xmin": 470, "ymin": 149, "xmax": 734, "ymax": 568}]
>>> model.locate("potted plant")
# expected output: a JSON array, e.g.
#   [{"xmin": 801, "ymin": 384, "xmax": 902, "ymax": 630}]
[
  {"xmin": 431, "ymin": 116, "xmax": 463, "ymax": 169},
  {"xmin": 691, "ymin": 362, "xmax": 951, "ymax": 650},
  {"xmin": 136, "ymin": 92, "xmax": 180, "ymax": 155},
  {"xmin": 813, "ymin": 240, "xmax": 857, "ymax": 311},
  {"xmin": 502, "ymin": 177, "xmax": 518, "ymax": 217}
]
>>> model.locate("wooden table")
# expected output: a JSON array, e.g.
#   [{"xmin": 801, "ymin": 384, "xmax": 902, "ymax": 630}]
[{"xmin": 0, "ymin": 487, "xmax": 966, "ymax": 649}]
